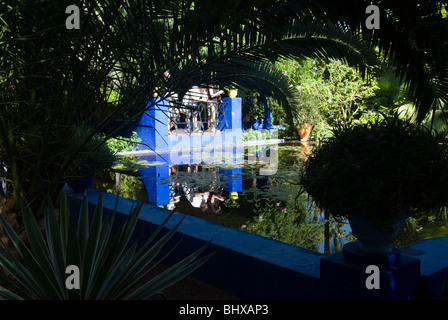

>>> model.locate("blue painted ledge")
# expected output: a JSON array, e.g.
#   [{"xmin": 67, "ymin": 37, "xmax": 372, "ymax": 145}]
[
  {"xmin": 401, "ymin": 237, "xmax": 448, "ymax": 299},
  {"xmin": 64, "ymin": 185, "xmax": 448, "ymax": 300},
  {"xmin": 64, "ymin": 186, "xmax": 323, "ymax": 300}
]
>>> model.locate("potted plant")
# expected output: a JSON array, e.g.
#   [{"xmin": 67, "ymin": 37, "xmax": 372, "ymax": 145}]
[
  {"xmin": 297, "ymin": 122, "xmax": 313, "ymax": 141},
  {"xmin": 292, "ymin": 93, "xmax": 327, "ymax": 142},
  {"xmin": 67, "ymin": 131, "xmax": 116, "ymax": 193},
  {"xmin": 299, "ymin": 116, "xmax": 448, "ymax": 255}
]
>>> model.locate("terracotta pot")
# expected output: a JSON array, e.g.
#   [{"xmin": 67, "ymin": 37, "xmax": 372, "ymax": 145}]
[{"xmin": 297, "ymin": 123, "xmax": 312, "ymax": 141}]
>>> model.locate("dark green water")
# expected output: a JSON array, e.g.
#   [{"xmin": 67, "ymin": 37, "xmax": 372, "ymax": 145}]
[{"xmin": 93, "ymin": 141, "xmax": 448, "ymax": 254}]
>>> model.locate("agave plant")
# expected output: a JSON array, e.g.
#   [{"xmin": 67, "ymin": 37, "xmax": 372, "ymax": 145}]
[{"xmin": 0, "ymin": 192, "xmax": 212, "ymax": 300}]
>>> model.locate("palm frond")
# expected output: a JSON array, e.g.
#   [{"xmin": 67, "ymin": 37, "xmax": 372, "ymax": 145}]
[
  {"xmin": 277, "ymin": 21, "xmax": 380, "ymax": 77},
  {"xmin": 315, "ymin": 0, "xmax": 448, "ymax": 123}
]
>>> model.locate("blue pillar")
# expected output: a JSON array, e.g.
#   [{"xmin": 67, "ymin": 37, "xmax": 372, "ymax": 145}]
[
  {"xmin": 219, "ymin": 167, "xmax": 243, "ymax": 193},
  {"xmin": 219, "ymin": 145, "xmax": 243, "ymax": 193},
  {"xmin": 220, "ymin": 97, "xmax": 242, "ymax": 132},
  {"xmin": 220, "ymin": 97, "xmax": 242, "ymax": 147},
  {"xmin": 260, "ymin": 95, "xmax": 272, "ymax": 130},
  {"xmin": 134, "ymin": 98, "xmax": 169, "ymax": 151}
]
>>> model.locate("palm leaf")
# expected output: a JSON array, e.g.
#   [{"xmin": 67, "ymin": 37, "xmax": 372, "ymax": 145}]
[{"xmin": 316, "ymin": 0, "xmax": 448, "ymax": 123}]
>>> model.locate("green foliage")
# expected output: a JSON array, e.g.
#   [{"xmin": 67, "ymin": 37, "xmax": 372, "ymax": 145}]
[
  {"xmin": 371, "ymin": 70, "xmax": 408, "ymax": 111},
  {"xmin": 4, "ymin": 0, "xmax": 445, "ymax": 218},
  {"xmin": 269, "ymin": 58, "xmax": 325, "ymax": 138},
  {"xmin": 105, "ymin": 131, "xmax": 142, "ymax": 154},
  {"xmin": 66, "ymin": 130, "xmax": 117, "ymax": 179},
  {"xmin": 392, "ymin": 207, "xmax": 448, "ymax": 248},
  {"xmin": 223, "ymin": 198, "xmax": 240, "ymax": 209},
  {"xmin": 398, "ymin": 102, "xmax": 448, "ymax": 138},
  {"xmin": 0, "ymin": 0, "xmax": 174, "ymax": 211},
  {"xmin": 0, "ymin": 193, "xmax": 212, "ymax": 300},
  {"xmin": 274, "ymin": 57, "xmax": 377, "ymax": 135},
  {"xmin": 242, "ymin": 198, "xmax": 324, "ymax": 251},
  {"xmin": 316, "ymin": 60, "xmax": 376, "ymax": 129},
  {"xmin": 242, "ymin": 93, "xmax": 266, "ymax": 120},
  {"xmin": 0, "ymin": 0, "xmax": 382, "ymax": 214},
  {"xmin": 117, "ymin": 175, "xmax": 146, "ymax": 200},
  {"xmin": 94, "ymin": 171, "xmax": 148, "ymax": 203},
  {"xmin": 300, "ymin": 116, "xmax": 448, "ymax": 229},
  {"xmin": 319, "ymin": 0, "xmax": 448, "ymax": 124},
  {"xmin": 242, "ymin": 129, "xmax": 271, "ymax": 142}
]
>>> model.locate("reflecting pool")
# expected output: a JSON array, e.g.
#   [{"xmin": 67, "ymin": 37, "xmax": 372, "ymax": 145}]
[
  {"xmin": 93, "ymin": 141, "xmax": 350, "ymax": 254},
  {"xmin": 93, "ymin": 141, "xmax": 445, "ymax": 254}
]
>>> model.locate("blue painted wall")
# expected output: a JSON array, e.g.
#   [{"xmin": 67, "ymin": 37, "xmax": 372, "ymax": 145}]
[
  {"xmin": 64, "ymin": 186, "xmax": 448, "ymax": 300},
  {"xmin": 133, "ymin": 97, "xmax": 170, "ymax": 151},
  {"xmin": 120, "ymin": 97, "xmax": 245, "ymax": 206},
  {"xmin": 65, "ymin": 187, "xmax": 323, "ymax": 300}
]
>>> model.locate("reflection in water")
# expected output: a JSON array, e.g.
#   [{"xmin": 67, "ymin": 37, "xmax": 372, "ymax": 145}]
[
  {"xmin": 95, "ymin": 142, "xmax": 350, "ymax": 254},
  {"xmin": 168, "ymin": 164, "xmax": 226, "ymax": 213},
  {"xmin": 299, "ymin": 141, "xmax": 312, "ymax": 160}
]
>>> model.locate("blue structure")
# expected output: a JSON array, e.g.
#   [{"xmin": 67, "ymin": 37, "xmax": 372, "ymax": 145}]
[
  {"xmin": 242, "ymin": 94, "xmax": 274, "ymax": 131},
  {"xmin": 132, "ymin": 97, "xmax": 242, "ymax": 152},
  {"xmin": 65, "ymin": 187, "xmax": 448, "ymax": 300},
  {"xmin": 117, "ymin": 96, "xmax": 245, "ymax": 207}
]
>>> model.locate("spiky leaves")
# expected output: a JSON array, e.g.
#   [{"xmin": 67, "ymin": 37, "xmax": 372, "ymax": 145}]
[{"xmin": 0, "ymin": 193, "xmax": 212, "ymax": 300}]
